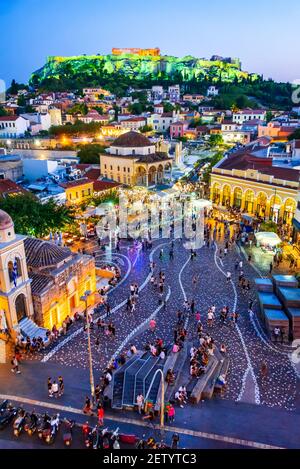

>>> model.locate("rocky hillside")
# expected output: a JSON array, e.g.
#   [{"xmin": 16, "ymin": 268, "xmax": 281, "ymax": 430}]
[{"xmin": 30, "ymin": 53, "xmax": 259, "ymax": 88}]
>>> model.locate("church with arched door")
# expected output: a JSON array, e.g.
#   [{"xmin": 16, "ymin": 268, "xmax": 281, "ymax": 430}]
[{"xmin": 0, "ymin": 210, "xmax": 34, "ymax": 335}]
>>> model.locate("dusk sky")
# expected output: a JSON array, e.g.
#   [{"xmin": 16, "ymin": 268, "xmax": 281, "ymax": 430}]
[{"xmin": 1, "ymin": 0, "xmax": 300, "ymax": 87}]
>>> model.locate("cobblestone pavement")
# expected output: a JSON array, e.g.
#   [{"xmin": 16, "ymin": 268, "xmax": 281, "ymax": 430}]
[{"xmin": 27, "ymin": 235, "xmax": 299, "ymax": 411}]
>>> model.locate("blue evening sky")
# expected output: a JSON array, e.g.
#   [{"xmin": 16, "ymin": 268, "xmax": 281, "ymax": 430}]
[{"xmin": 0, "ymin": 0, "xmax": 300, "ymax": 87}]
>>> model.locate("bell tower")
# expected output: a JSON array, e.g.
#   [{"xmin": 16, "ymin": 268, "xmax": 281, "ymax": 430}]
[{"xmin": 0, "ymin": 210, "xmax": 34, "ymax": 334}]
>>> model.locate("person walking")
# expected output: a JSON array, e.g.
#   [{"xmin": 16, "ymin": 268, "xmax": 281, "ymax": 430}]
[
  {"xmin": 97, "ymin": 405, "xmax": 104, "ymax": 426},
  {"xmin": 226, "ymin": 271, "xmax": 231, "ymax": 283},
  {"xmin": 136, "ymin": 393, "xmax": 144, "ymax": 414},
  {"xmin": 168, "ymin": 404, "xmax": 175, "ymax": 423},
  {"xmin": 126, "ymin": 297, "xmax": 131, "ymax": 312},
  {"xmin": 47, "ymin": 377, "xmax": 52, "ymax": 397},
  {"xmin": 58, "ymin": 376, "xmax": 64, "ymax": 396},
  {"xmin": 11, "ymin": 356, "xmax": 21, "ymax": 374},
  {"xmin": 83, "ymin": 396, "xmax": 93, "ymax": 415},
  {"xmin": 261, "ymin": 361, "xmax": 268, "ymax": 379},
  {"xmin": 51, "ymin": 380, "xmax": 59, "ymax": 399},
  {"xmin": 149, "ymin": 318, "xmax": 156, "ymax": 333}
]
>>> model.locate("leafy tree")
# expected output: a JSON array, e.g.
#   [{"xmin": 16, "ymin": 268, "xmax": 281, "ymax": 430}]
[
  {"xmin": 92, "ymin": 106, "xmax": 103, "ymax": 115},
  {"xmin": 163, "ymin": 102, "xmax": 174, "ymax": 113},
  {"xmin": 209, "ymin": 134, "xmax": 224, "ymax": 147},
  {"xmin": 0, "ymin": 107, "xmax": 8, "ymax": 116},
  {"xmin": 260, "ymin": 221, "xmax": 278, "ymax": 233},
  {"xmin": 49, "ymin": 121, "xmax": 102, "ymax": 137},
  {"xmin": 266, "ymin": 111, "xmax": 273, "ymax": 123},
  {"xmin": 288, "ymin": 129, "xmax": 300, "ymax": 141},
  {"xmin": 139, "ymin": 124, "xmax": 153, "ymax": 133},
  {"xmin": 77, "ymin": 144, "xmax": 106, "ymax": 164},
  {"xmin": 128, "ymin": 102, "xmax": 145, "ymax": 115},
  {"xmin": 0, "ymin": 193, "xmax": 75, "ymax": 238},
  {"xmin": 7, "ymin": 79, "xmax": 28, "ymax": 95},
  {"xmin": 189, "ymin": 117, "xmax": 203, "ymax": 128},
  {"xmin": 68, "ymin": 103, "xmax": 88, "ymax": 115}
]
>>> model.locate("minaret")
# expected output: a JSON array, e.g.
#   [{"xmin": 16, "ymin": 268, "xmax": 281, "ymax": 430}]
[{"xmin": 175, "ymin": 141, "xmax": 183, "ymax": 166}]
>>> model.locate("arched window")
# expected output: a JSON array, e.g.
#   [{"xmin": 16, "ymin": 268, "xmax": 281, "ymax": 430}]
[
  {"xmin": 8, "ymin": 258, "xmax": 22, "ymax": 284},
  {"xmin": 233, "ymin": 188, "xmax": 242, "ymax": 208},
  {"xmin": 244, "ymin": 190, "xmax": 254, "ymax": 214}
]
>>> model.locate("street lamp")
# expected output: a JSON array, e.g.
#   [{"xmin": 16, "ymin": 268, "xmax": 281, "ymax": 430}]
[
  {"xmin": 80, "ymin": 290, "xmax": 95, "ymax": 402},
  {"xmin": 144, "ymin": 368, "xmax": 165, "ymax": 431}
]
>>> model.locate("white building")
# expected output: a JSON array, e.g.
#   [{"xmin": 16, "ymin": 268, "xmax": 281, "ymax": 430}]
[
  {"xmin": 0, "ymin": 116, "xmax": 30, "ymax": 138},
  {"xmin": 147, "ymin": 111, "xmax": 179, "ymax": 132},
  {"xmin": 154, "ymin": 104, "xmax": 164, "ymax": 114},
  {"xmin": 207, "ymin": 86, "xmax": 219, "ymax": 97},
  {"xmin": 49, "ymin": 108, "xmax": 62, "ymax": 127},
  {"xmin": 151, "ymin": 86, "xmax": 164, "ymax": 101},
  {"xmin": 233, "ymin": 109, "xmax": 266, "ymax": 123},
  {"xmin": 20, "ymin": 113, "xmax": 52, "ymax": 135},
  {"xmin": 168, "ymin": 85, "xmax": 180, "ymax": 102},
  {"xmin": 120, "ymin": 117, "xmax": 147, "ymax": 131}
]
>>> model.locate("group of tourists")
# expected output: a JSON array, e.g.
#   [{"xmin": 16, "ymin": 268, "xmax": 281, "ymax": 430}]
[{"xmin": 47, "ymin": 376, "xmax": 64, "ymax": 398}]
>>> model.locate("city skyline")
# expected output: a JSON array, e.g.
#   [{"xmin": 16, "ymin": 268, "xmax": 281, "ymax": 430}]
[{"xmin": 1, "ymin": 0, "xmax": 300, "ymax": 87}]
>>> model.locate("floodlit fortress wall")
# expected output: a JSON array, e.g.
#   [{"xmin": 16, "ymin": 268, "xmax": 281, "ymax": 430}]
[{"xmin": 112, "ymin": 47, "xmax": 161, "ymax": 56}]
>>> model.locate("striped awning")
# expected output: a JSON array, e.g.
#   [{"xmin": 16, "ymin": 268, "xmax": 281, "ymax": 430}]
[{"xmin": 292, "ymin": 217, "xmax": 300, "ymax": 231}]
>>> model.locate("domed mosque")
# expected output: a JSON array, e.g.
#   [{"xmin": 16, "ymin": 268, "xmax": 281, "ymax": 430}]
[
  {"xmin": 100, "ymin": 131, "xmax": 172, "ymax": 187},
  {"xmin": 0, "ymin": 209, "xmax": 96, "ymax": 342}
]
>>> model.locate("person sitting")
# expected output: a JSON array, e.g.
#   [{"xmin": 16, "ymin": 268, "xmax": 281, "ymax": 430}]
[
  {"xmin": 166, "ymin": 369, "xmax": 175, "ymax": 385},
  {"xmin": 179, "ymin": 385, "xmax": 187, "ymax": 400},
  {"xmin": 52, "ymin": 325, "xmax": 59, "ymax": 340},
  {"xmin": 220, "ymin": 344, "xmax": 227, "ymax": 355},
  {"xmin": 190, "ymin": 365, "xmax": 198, "ymax": 378},
  {"xmin": 174, "ymin": 390, "xmax": 185, "ymax": 408},
  {"xmin": 172, "ymin": 342, "xmax": 180, "ymax": 353}
]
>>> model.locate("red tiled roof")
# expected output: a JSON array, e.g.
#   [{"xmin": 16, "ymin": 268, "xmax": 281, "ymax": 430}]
[
  {"xmin": 123, "ymin": 117, "xmax": 146, "ymax": 122},
  {"xmin": 74, "ymin": 164, "xmax": 92, "ymax": 170},
  {"xmin": 24, "ymin": 237, "xmax": 72, "ymax": 268},
  {"xmin": 85, "ymin": 168, "xmax": 101, "ymax": 180},
  {"xmin": 217, "ymin": 153, "xmax": 299, "ymax": 182},
  {"xmin": 93, "ymin": 180, "xmax": 121, "ymax": 192},
  {"xmin": 0, "ymin": 179, "xmax": 27, "ymax": 196},
  {"xmin": 59, "ymin": 178, "xmax": 92, "ymax": 189},
  {"xmin": 112, "ymin": 131, "xmax": 151, "ymax": 147},
  {"xmin": 0, "ymin": 115, "xmax": 20, "ymax": 121},
  {"xmin": 294, "ymin": 140, "xmax": 300, "ymax": 149}
]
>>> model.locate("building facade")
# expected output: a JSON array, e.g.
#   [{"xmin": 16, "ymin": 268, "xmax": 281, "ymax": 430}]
[
  {"xmin": 60, "ymin": 178, "xmax": 94, "ymax": 205},
  {"xmin": 210, "ymin": 152, "xmax": 299, "ymax": 224},
  {"xmin": 100, "ymin": 131, "xmax": 172, "ymax": 186},
  {"xmin": 24, "ymin": 238, "xmax": 96, "ymax": 330},
  {"xmin": 0, "ymin": 116, "xmax": 30, "ymax": 138}
]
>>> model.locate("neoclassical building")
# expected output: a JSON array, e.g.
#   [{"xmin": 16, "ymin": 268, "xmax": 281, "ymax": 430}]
[
  {"xmin": 100, "ymin": 131, "xmax": 172, "ymax": 187},
  {"xmin": 210, "ymin": 151, "xmax": 299, "ymax": 224},
  {"xmin": 0, "ymin": 209, "xmax": 96, "ymax": 336}
]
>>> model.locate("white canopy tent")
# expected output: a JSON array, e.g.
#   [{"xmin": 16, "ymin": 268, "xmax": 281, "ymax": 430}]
[{"xmin": 255, "ymin": 231, "xmax": 281, "ymax": 247}]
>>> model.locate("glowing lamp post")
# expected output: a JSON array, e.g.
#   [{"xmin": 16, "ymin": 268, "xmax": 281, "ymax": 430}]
[
  {"xmin": 144, "ymin": 368, "xmax": 165, "ymax": 431},
  {"xmin": 80, "ymin": 290, "xmax": 95, "ymax": 401}
]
